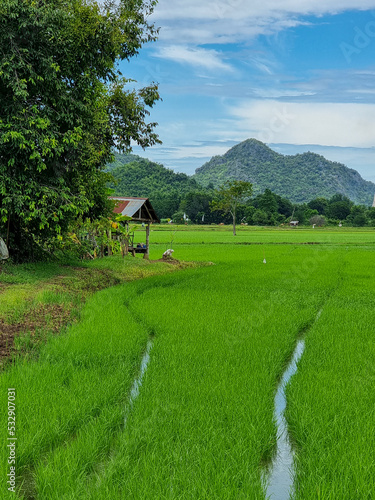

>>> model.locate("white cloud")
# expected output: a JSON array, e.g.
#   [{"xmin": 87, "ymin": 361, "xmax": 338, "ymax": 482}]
[
  {"xmin": 252, "ymin": 89, "xmax": 316, "ymax": 98},
  {"xmin": 228, "ymin": 100, "xmax": 375, "ymax": 148},
  {"xmin": 153, "ymin": 0, "xmax": 375, "ymax": 20},
  {"xmin": 347, "ymin": 88, "xmax": 375, "ymax": 94},
  {"xmin": 154, "ymin": 45, "xmax": 234, "ymax": 72},
  {"xmin": 151, "ymin": 0, "xmax": 375, "ymax": 43}
]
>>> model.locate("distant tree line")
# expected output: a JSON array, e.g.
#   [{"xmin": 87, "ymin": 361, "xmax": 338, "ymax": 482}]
[
  {"xmin": 163, "ymin": 189, "xmax": 375, "ymax": 227},
  {"xmin": 108, "ymin": 156, "xmax": 375, "ymax": 227}
]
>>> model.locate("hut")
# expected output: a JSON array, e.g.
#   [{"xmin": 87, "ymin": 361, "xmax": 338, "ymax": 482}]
[
  {"xmin": 110, "ymin": 197, "xmax": 160, "ymax": 258},
  {"xmin": 289, "ymin": 220, "xmax": 299, "ymax": 227}
]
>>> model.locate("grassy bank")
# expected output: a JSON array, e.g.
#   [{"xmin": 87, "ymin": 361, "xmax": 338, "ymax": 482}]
[{"xmin": 0, "ymin": 256, "xmax": 196, "ymax": 366}]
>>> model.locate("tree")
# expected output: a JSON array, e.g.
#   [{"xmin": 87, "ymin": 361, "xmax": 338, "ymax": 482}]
[
  {"xmin": 0, "ymin": 0, "xmax": 161, "ymax": 260},
  {"xmin": 257, "ymin": 188, "xmax": 278, "ymax": 214},
  {"xmin": 328, "ymin": 201, "xmax": 351, "ymax": 221},
  {"xmin": 252, "ymin": 209, "xmax": 269, "ymax": 226},
  {"xmin": 347, "ymin": 206, "xmax": 368, "ymax": 227},
  {"xmin": 308, "ymin": 197, "xmax": 328, "ymax": 215},
  {"xmin": 367, "ymin": 207, "xmax": 375, "ymax": 225},
  {"xmin": 180, "ymin": 191, "xmax": 215, "ymax": 224},
  {"xmin": 310, "ymin": 215, "xmax": 326, "ymax": 227},
  {"xmin": 210, "ymin": 180, "xmax": 253, "ymax": 235}
]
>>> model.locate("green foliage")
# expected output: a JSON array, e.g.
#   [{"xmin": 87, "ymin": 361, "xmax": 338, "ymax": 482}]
[
  {"xmin": 65, "ymin": 215, "xmax": 136, "ymax": 259},
  {"xmin": 180, "ymin": 191, "xmax": 217, "ymax": 224},
  {"xmin": 0, "ymin": 0, "xmax": 161, "ymax": 260},
  {"xmin": 256, "ymin": 188, "xmax": 278, "ymax": 213},
  {"xmin": 252, "ymin": 208, "xmax": 270, "ymax": 226},
  {"xmin": 194, "ymin": 139, "xmax": 375, "ymax": 205},
  {"xmin": 310, "ymin": 214, "xmax": 326, "ymax": 226},
  {"xmin": 107, "ymin": 155, "xmax": 199, "ymax": 218},
  {"xmin": 106, "ymin": 151, "xmax": 375, "ymax": 228},
  {"xmin": 308, "ymin": 197, "xmax": 329, "ymax": 214},
  {"xmin": 211, "ymin": 180, "xmax": 253, "ymax": 232},
  {"xmin": 328, "ymin": 201, "xmax": 352, "ymax": 220}
]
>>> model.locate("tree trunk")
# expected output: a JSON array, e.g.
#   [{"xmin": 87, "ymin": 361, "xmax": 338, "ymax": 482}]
[{"xmin": 232, "ymin": 211, "xmax": 236, "ymax": 236}]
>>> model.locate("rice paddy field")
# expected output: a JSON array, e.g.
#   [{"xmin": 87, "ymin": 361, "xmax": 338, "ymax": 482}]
[{"xmin": 1, "ymin": 225, "xmax": 374, "ymax": 499}]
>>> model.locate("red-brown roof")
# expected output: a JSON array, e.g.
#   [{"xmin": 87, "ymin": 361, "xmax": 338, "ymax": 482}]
[{"xmin": 110, "ymin": 197, "xmax": 159, "ymax": 223}]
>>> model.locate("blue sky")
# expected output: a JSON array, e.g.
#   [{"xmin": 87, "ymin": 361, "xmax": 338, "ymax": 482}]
[{"xmin": 119, "ymin": 1, "xmax": 375, "ymax": 183}]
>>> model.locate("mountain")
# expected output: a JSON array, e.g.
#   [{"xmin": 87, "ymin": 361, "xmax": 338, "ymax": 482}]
[
  {"xmin": 193, "ymin": 139, "xmax": 375, "ymax": 205},
  {"xmin": 106, "ymin": 154, "xmax": 202, "ymax": 218},
  {"xmin": 107, "ymin": 153, "xmax": 199, "ymax": 197}
]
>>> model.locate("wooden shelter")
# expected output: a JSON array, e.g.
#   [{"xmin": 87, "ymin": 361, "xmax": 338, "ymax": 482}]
[{"xmin": 110, "ymin": 197, "xmax": 160, "ymax": 258}]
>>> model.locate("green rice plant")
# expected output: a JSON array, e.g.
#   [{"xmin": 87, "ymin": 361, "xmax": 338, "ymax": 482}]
[
  {"xmin": 286, "ymin": 247, "xmax": 375, "ymax": 499},
  {"xmin": 34, "ymin": 244, "xmax": 340, "ymax": 499},
  {"xmin": 148, "ymin": 225, "xmax": 375, "ymax": 248},
  {"xmin": 0, "ymin": 284, "xmax": 151, "ymax": 499},
  {"xmin": 1, "ymin": 234, "xmax": 374, "ymax": 499}
]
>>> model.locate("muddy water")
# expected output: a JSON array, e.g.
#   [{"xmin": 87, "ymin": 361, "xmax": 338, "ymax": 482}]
[
  {"xmin": 124, "ymin": 339, "xmax": 153, "ymax": 425},
  {"xmin": 265, "ymin": 339, "xmax": 305, "ymax": 499}
]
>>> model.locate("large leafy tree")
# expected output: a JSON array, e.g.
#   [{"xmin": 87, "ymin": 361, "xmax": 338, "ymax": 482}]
[
  {"xmin": 211, "ymin": 180, "xmax": 253, "ymax": 235},
  {"xmin": 0, "ymin": 0, "xmax": 161, "ymax": 259}
]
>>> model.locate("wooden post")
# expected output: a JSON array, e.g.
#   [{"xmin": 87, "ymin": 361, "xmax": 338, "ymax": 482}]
[
  {"xmin": 144, "ymin": 223, "xmax": 150, "ymax": 259},
  {"xmin": 107, "ymin": 230, "xmax": 112, "ymax": 256}
]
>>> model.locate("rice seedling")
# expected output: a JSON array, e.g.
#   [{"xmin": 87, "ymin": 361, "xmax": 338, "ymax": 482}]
[
  {"xmin": 23, "ymin": 244, "xmax": 340, "ymax": 499},
  {"xmin": 1, "ymin": 229, "xmax": 374, "ymax": 499},
  {"xmin": 286, "ymin": 247, "xmax": 375, "ymax": 499},
  {"xmin": 148, "ymin": 224, "xmax": 375, "ymax": 248}
]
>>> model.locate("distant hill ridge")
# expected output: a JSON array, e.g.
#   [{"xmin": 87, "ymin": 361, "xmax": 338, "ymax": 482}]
[
  {"xmin": 107, "ymin": 153, "xmax": 199, "ymax": 197},
  {"xmin": 193, "ymin": 139, "xmax": 375, "ymax": 205}
]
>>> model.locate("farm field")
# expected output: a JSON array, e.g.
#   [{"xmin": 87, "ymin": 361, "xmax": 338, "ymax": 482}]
[
  {"xmin": 1, "ymin": 226, "xmax": 374, "ymax": 499},
  {"xmin": 149, "ymin": 224, "xmax": 375, "ymax": 247}
]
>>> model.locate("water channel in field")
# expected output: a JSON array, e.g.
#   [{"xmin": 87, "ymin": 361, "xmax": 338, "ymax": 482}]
[
  {"xmin": 124, "ymin": 339, "xmax": 153, "ymax": 426},
  {"xmin": 265, "ymin": 339, "xmax": 305, "ymax": 499},
  {"xmin": 265, "ymin": 309, "xmax": 322, "ymax": 499}
]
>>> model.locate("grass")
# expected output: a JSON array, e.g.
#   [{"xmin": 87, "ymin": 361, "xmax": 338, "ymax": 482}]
[
  {"xmin": 286, "ymin": 247, "xmax": 375, "ymax": 499},
  {"xmin": 0, "ymin": 285, "xmax": 150, "ymax": 498},
  {"xmin": 0, "ymin": 227, "xmax": 374, "ymax": 498},
  {"xmin": 73, "ymin": 245, "xmax": 339, "ymax": 499},
  {"xmin": 0, "ymin": 255, "xmax": 195, "ymax": 364},
  {"xmin": 0, "ymin": 256, "xmax": 199, "ymax": 499},
  {"xmin": 148, "ymin": 224, "xmax": 375, "ymax": 247}
]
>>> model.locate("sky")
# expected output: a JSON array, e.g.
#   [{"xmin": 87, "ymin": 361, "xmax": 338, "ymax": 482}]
[{"xmin": 119, "ymin": 1, "xmax": 375, "ymax": 183}]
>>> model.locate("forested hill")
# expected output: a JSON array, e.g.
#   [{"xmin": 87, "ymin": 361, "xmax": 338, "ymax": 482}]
[
  {"xmin": 107, "ymin": 154, "xmax": 199, "ymax": 196},
  {"xmin": 193, "ymin": 139, "xmax": 375, "ymax": 205},
  {"xmin": 107, "ymin": 154, "xmax": 201, "ymax": 218}
]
